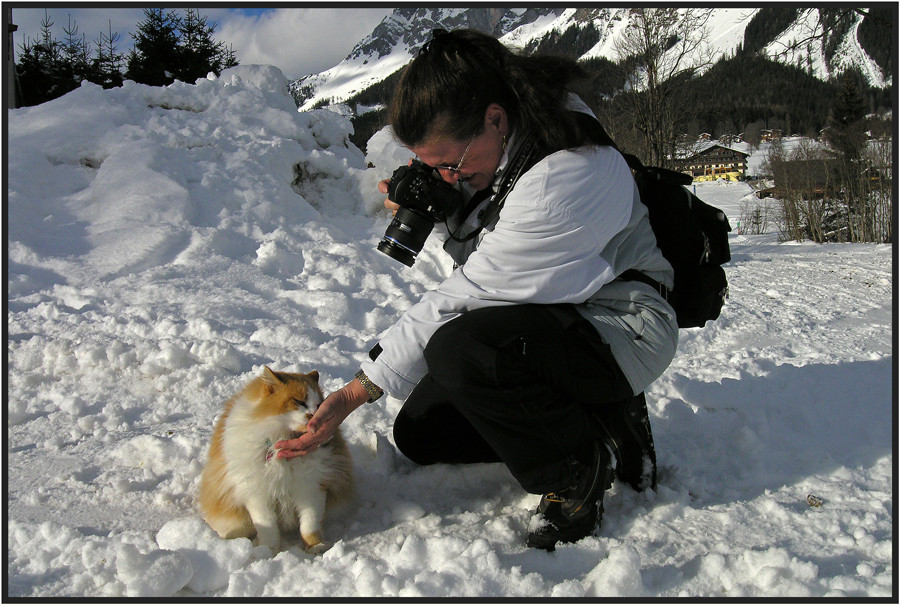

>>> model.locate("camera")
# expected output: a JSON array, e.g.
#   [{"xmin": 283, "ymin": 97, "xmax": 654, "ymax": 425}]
[{"xmin": 377, "ymin": 161, "xmax": 463, "ymax": 267}]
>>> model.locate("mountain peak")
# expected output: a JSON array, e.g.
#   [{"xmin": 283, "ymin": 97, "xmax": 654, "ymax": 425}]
[{"xmin": 290, "ymin": 7, "xmax": 890, "ymax": 112}]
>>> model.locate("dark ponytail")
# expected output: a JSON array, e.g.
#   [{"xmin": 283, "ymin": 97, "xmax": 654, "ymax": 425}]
[{"xmin": 389, "ymin": 29, "xmax": 593, "ymax": 154}]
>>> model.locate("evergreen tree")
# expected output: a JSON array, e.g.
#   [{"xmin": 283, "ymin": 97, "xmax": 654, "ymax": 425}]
[
  {"xmin": 125, "ymin": 8, "xmax": 238, "ymax": 86},
  {"xmin": 857, "ymin": 6, "xmax": 893, "ymax": 76},
  {"xmin": 176, "ymin": 8, "xmax": 227, "ymax": 82},
  {"xmin": 221, "ymin": 43, "xmax": 240, "ymax": 71},
  {"xmin": 93, "ymin": 21, "xmax": 125, "ymax": 89},
  {"xmin": 125, "ymin": 8, "xmax": 182, "ymax": 86},
  {"xmin": 822, "ymin": 73, "xmax": 877, "ymax": 242},
  {"xmin": 826, "ymin": 73, "xmax": 867, "ymax": 159},
  {"xmin": 16, "ymin": 11, "xmax": 64, "ymax": 105},
  {"xmin": 60, "ymin": 15, "xmax": 95, "ymax": 91},
  {"xmin": 16, "ymin": 8, "xmax": 240, "ymax": 105}
]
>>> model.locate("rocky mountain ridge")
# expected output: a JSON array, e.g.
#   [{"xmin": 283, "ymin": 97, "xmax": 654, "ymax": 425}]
[{"xmin": 289, "ymin": 7, "xmax": 891, "ymax": 113}]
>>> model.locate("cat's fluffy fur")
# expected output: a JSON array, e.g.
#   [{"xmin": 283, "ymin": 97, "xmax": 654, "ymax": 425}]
[{"xmin": 198, "ymin": 367, "xmax": 352, "ymax": 554}]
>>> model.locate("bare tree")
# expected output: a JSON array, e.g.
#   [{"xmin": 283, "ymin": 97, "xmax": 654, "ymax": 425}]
[
  {"xmin": 867, "ymin": 120, "xmax": 893, "ymax": 243},
  {"xmin": 823, "ymin": 74, "xmax": 891, "ymax": 243},
  {"xmin": 739, "ymin": 198, "xmax": 775, "ymax": 235},
  {"xmin": 762, "ymin": 117, "xmax": 894, "ymax": 245},
  {"xmin": 763, "ymin": 138, "xmax": 803, "ymax": 241},
  {"xmin": 613, "ymin": 8, "xmax": 715, "ymax": 168}
]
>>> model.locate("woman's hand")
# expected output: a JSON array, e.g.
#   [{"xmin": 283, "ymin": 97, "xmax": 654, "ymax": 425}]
[
  {"xmin": 274, "ymin": 378, "xmax": 371, "ymax": 459},
  {"xmin": 381, "ymin": 158, "xmax": 416, "ymax": 215},
  {"xmin": 379, "ymin": 178, "xmax": 400, "ymax": 215}
]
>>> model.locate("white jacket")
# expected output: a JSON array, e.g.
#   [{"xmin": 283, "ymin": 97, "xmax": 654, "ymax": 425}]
[{"xmin": 361, "ymin": 136, "xmax": 678, "ymax": 400}]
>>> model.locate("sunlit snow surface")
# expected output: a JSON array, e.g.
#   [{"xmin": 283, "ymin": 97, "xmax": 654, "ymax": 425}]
[{"xmin": 6, "ymin": 66, "xmax": 893, "ymax": 598}]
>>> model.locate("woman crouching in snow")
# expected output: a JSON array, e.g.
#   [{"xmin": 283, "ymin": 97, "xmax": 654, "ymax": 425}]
[{"xmin": 276, "ymin": 28, "xmax": 678, "ymax": 551}]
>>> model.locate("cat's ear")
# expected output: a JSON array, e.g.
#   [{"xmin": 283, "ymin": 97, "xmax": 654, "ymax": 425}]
[
  {"xmin": 261, "ymin": 366, "xmax": 283, "ymax": 386},
  {"xmin": 308, "ymin": 370, "xmax": 320, "ymax": 384}
]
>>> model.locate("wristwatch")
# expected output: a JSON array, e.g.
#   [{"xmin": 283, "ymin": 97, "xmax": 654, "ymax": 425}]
[{"xmin": 354, "ymin": 369, "xmax": 384, "ymax": 402}]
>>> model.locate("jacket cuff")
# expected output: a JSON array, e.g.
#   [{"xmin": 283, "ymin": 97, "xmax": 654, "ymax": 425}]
[{"xmin": 359, "ymin": 358, "xmax": 418, "ymax": 401}]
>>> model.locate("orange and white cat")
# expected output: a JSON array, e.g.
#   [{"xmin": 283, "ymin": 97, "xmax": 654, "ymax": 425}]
[{"xmin": 198, "ymin": 367, "xmax": 352, "ymax": 554}]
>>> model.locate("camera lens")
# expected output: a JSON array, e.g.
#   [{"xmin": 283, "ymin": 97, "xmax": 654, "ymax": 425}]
[{"xmin": 377, "ymin": 207, "xmax": 435, "ymax": 267}]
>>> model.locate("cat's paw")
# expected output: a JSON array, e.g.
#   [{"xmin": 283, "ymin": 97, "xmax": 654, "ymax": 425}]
[
  {"xmin": 305, "ymin": 541, "xmax": 329, "ymax": 556},
  {"xmin": 302, "ymin": 531, "xmax": 328, "ymax": 555},
  {"xmin": 253, "ymin": 530, "xmax": 281, "ymax": 553}
]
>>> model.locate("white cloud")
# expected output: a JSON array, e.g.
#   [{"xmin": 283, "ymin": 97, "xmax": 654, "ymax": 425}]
[{"xmin": 212, "ymin": 8, "xmax": 392, "ymax": 79}]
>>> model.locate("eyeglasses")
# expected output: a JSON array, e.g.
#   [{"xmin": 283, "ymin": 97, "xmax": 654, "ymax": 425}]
[{"xmin": 426, "ymin": 134, "xmax": 476, "ymax": 174}]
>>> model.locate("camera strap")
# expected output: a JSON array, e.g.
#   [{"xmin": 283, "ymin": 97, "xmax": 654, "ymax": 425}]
[{"xmin": 447, "ymin": 133, "xmax": 541, "ymax": 243}]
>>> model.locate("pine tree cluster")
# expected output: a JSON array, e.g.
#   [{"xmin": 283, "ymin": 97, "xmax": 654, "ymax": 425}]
[{"xmin": 15, "ymin": 8, "xmax": 239, "ymax": 107}]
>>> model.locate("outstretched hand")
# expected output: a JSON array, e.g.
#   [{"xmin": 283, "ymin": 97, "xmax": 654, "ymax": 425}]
[{"xmin": 274, "ymin": 378, "xmax": 371, "ymax": 459}]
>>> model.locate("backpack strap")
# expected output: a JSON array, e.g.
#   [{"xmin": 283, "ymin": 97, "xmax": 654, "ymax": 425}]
[
  {"xmin": 570, "ymin": 110, "xmax": 676, "ymax": 298},
  {"xmin": 478, "ymin": 134, "xmax": 541, "ymax": 229},
  {"xmin": 455, "ymin": 112, "xmax": 636, "ymax": 245},
  {"xmin": 446, "ymin": 133, "xmax": 541, "ymax": 243},
  {"xmin": 618, "ymin": 268, "xmax": 671, "ymax": 302}
]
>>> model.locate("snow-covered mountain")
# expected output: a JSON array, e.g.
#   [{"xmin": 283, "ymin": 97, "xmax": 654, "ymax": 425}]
[
  {"xmin": 289, "ymin": 7, "xmax": 563, "ymax": 111},
  {"xmin": 763, "ymin": 8, "xmax": 889, "ymax": 87},
  {"xmin": 291, "ymin": 7, "xmax": 890, "ymax": 112}
]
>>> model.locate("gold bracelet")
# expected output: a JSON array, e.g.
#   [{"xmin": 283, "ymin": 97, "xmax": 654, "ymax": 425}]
[{"xmin": 355, "ymin": 369, "xmax": 383, "ymax": 402}]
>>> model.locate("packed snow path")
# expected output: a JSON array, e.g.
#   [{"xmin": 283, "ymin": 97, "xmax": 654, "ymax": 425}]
[{"xmin": 6, "ymin": 67, "xmax": 893, "ymax": 598}]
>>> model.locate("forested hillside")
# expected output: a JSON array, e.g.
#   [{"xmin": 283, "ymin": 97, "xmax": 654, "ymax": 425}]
[
  {"xmin": 346, "ymin": 43, "xmax": 890, "ymax": 151},
  {"xmin": 856, "ymin": 6, "xmax": 894, "ymax": 76}
]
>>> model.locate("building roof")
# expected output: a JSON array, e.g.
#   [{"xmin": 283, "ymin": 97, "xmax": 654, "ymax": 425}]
[{"xmin": 689, "ymin": 142, "xmax": 750, "ymax": 158}]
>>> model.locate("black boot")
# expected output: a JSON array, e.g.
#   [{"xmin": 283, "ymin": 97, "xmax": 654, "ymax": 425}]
[
  {"xmin": 591, "ymin": 392, "xmax": 657, "ymax": 492},
  {"xmin": 526, "ymin": 440, "xmax": 615, "ymax": 552}
]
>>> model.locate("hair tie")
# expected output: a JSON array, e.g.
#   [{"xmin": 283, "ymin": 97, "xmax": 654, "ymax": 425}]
[{"xmin": 418, "ymin": 28, "xmax": 450, "ymax": 57}]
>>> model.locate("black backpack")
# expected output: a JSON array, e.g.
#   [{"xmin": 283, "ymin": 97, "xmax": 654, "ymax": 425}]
[
  {"xmin": 574, "ymin": 112, "xmax": 732, "ymax": 328},
  {"xmin": 624, "ymin": 160, "xmax": 732, "ymax": 328},
  {"xmin": 449, "ymin": 113, "xmax": 732, "ymax": 329}
]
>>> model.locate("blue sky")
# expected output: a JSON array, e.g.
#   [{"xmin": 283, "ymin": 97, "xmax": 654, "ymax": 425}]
[
  {"xmin": 227, "ymin": 8, "xmax": 274, "ymax": 18},
  {"xmin": 10, "ymin": 6, "xmax": 392, "ymax": 79}
]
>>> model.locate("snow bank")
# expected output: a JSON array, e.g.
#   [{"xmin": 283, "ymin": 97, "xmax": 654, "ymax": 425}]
[{"xmin": 6, "ymin": 65, "xmax": 894, "ymax": 598}]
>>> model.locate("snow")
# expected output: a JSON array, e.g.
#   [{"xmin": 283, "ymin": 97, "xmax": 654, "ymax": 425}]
[
  {"xmin": 295, "ymin": 41, "xmax": 413, "ymax": 113},
  {"xmin": 6, "ymin": 65, "xmax": 894, "ymax": 598},
  {"xmin": 764, "ymin": 8, "xmax": 890, "ymax": 88},
  {"xmin": 576, "ymin": 7, "xmax": 756, "ymax": 73},
  {"xmin": 702, "ymin": 8, "xmax": 759, "ymax": 60},
  {"xmin": 835, "ymin": 15, "xmax": 890, "ymax": 88},
  {"xmin": 500, "ymin": 8, "xmax": 582, "ymax": 50}
]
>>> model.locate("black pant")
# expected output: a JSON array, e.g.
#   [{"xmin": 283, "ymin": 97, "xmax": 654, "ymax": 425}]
[{"xmin": 393, "ymin": 304, "xmax": 634, "ymax": 494}]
